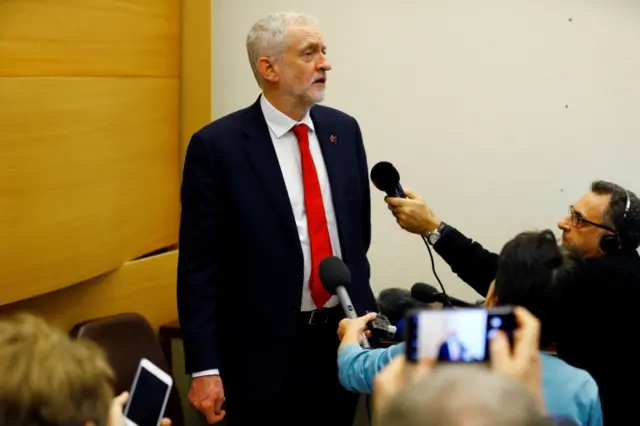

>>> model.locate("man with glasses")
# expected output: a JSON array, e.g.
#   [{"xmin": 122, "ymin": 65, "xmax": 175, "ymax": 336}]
[{"xmin": 384, "ymin": 180, "xmax": 640, "ymax": 425}]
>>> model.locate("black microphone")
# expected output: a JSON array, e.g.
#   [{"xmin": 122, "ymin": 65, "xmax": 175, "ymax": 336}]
[
  {"xmin": 319, "ymin": 256, "xmax": 371, "ymax": 349},
  {"xmin": 410, "ymin": 282, "xmax": 483, "ymax": 307},
  {"xmin": 370, "ymin": 161, "xmax": 452, "ymax": 305},
  {"xmin": 377, "ymin": 288, "xmax": 428, "ymax": 325},
  {"xmin": 370, "ymin": 161, "xmax": 407, "ymax": 198}
]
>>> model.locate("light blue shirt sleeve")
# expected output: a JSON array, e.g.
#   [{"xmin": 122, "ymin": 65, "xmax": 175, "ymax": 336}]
[
  {"xmin": 337, "ymin": 343, "xmax": 405, "ymax": 394},
  {"xmin": 582, "ymin": 381, "xmax": 603, "ymax": 426}
]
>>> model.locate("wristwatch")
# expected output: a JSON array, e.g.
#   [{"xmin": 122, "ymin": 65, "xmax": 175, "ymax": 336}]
[{"xmin": 427, "ymin": 222, "xmax": 448, "ymax": 246}]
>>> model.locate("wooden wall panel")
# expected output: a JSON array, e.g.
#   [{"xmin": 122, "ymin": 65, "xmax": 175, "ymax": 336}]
[
  {"xmin": 0, "ymin": 0, "xmax": 180, "ymax": 77},
  {"xmin": 0, "ymin": 77, "xmax": 180, "ymax": 305},
  {"xmin": 0, "ymin": 251, "xmax": 179, "ymax": 331},
  {"xmin": 180, "ymin": 0, "xmax": 212, "ymax": 169}
]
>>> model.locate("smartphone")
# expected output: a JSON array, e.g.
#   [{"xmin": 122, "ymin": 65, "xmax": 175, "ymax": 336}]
[
  {"xmin": 404, "ymin": 306, "xmax": 515, "ymax": 363},
  {"xmin": 123, "ymin": 358, "xmax": 173, "ymax": 426}
]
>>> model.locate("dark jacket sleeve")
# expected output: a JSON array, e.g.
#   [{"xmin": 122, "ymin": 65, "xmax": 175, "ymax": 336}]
[
  {"xmin": 177, "ymin": 133, "xmax": 225, "ymax": 373},
  {"xmin": 433, "ymin": 225, "xmax": 499, "ymax": 297}
]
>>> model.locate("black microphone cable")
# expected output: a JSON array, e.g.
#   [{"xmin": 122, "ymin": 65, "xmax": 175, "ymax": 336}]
[
  {"xmin": 370, "ymin": 161, "xmax": 453, "ymax": 306},
  {"xmin": 420, "ymin": 235, "xmax": 452, "ymax": 306}
]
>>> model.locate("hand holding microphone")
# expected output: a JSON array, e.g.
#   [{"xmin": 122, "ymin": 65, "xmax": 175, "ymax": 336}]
[
  {"xmin": 319, "ymin": 256, "xmax": 371, "ymax": 349},
  {"xmin": 370, "ymin": 162, "xmax": 441, "ymax": 236},
  {"xmin": 370, "ymin": 161, "xmax": 452, "ymax": 306}
]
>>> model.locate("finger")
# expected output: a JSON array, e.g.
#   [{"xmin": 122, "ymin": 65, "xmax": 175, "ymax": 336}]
[
  {"xmin": 160, "ymin": 419, "xmax": 172, "ymax": 426},
  {"xmin": 489, "ymin": 330, "xmax": 511, "ymax": 369},
  {"xmin": 361, "ymin": 312, "xmax": 377, "ymax": 323},
  {"xmin": 385, "ymin": 197, "xmax": 410, "ymax": 207},
  {"xmin": 204, "ymin": 410, "xmax": 221, "ymax": 424},
  {"xmin": 404, "ymin": 190, "xmax": 421, "ymax": 200},
  {"xmin": 365, "ymin": 330, "xmax": 372, "ymax": 337},
  {"xmin": 201, "ymin": 401, "xmax": 223, "ymax": 425},
  {"xmin": 353, "ymin": 313, "xmax": 377, "ymax": 331},
  {"xmin": 205, "ymin": 410, "xmax": 226, "ymax": 424},
  {"xmin": 512, "ymin": 307, "xmax": 540, "ymax": 361},
  {"xmin": 413, "ymin": 357, "xmax": 435, "ymax": 380},
  {"xmin": 214, "ymin": 394, "xmax": 225, "ymax": 413},
  {"xmin": 113, "ymin": 391, "xmax": 129, "ymax": 409}
]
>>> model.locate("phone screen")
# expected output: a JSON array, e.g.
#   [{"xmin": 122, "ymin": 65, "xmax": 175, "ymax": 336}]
[
  {"xmin": 405, "ymin": 307, "xmax": 515, "ymax": 363},
  {"xmin": 124, "ymin": 366, "xmax": 171, "ymax": 426}
]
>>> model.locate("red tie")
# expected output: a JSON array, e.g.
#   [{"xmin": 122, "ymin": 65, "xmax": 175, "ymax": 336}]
[{"xmin": 292, "ymin": 124, "xmax": 333, "ymax": 309}]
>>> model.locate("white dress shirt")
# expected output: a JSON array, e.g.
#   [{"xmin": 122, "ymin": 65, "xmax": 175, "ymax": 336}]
[{"xmin": 193, "ymin": 95, "xmax": 342, "ymax": 378}]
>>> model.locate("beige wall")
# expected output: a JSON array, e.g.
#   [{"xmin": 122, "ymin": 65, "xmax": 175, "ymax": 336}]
[
  {"xmin": 211, "ymin": 0, "xmax": 640, "ymax": 300},
  {"xmin": 0, "ymin": 0, "xmax": 212, "ymax": 329}
]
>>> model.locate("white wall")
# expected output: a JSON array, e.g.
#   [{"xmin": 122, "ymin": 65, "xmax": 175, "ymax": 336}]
[{"xmin": 211, "ymin": 0, "xmax": 640, "ymax": 300}]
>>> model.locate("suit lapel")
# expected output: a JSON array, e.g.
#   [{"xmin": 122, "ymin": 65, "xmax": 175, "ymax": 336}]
[
  {"xmin": 311, "ymin": 107, "xmax": 348, "ymax": 248},
  {"xmin": 241, "ymin": 99, "xmax": 301, "ymax": 254}
]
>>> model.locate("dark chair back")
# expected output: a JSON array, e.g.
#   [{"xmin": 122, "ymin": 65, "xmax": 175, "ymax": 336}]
[{"xmin": 69, "ymin": 313, "xmax": 184, "ymax": 426}]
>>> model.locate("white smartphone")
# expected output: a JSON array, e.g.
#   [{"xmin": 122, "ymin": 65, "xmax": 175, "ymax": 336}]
[{"xmin": 123, "ymin": 358, "xmax": 173, "ymax": 426}]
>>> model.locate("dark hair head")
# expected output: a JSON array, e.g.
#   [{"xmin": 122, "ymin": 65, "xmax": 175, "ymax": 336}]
[
  {"xmin": 494, "ymin": 230, "xmax": 587, "ymax": 347},
  {"xmin": 591, "ymin": 180, "xmax": 640, "ymax": 250}
]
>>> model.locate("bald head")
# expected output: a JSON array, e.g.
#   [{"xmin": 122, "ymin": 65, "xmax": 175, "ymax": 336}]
[{"xmin": 378, "ymin": 365, "xmax": 549, "ymax": 426}]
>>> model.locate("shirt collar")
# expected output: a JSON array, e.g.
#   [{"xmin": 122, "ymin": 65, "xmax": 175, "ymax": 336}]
[{"xmin": 259, "ymin": 94, "xmax": 315, "ymax": 138}]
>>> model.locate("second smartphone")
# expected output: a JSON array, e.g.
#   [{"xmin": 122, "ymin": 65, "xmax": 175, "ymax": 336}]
[{"xmin": 404, "ymin": 306, "xmax": 516, "ymax": 363}]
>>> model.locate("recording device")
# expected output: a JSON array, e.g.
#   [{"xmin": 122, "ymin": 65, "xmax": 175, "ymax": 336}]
[
  {"xmin": 319, "ymin": 256, "xmax": 371, "ymax": 349},
  {"xmin": 124, "ymin": 358, "xmax": 173, "ymax": 426},
  {"xmin": 404, "ymin": 306, "xmax": 516, "ymax": 363},
  {"xmin": 365, "ymin": 313, "xmax": 398, "ymax": 341},
  {"xmin": 411, "ymin": 282, "xmax": 483, "ymax": 307},
  {"xmin": 369, "ymin": 161, "xmax": 452, "ymax": 306}
]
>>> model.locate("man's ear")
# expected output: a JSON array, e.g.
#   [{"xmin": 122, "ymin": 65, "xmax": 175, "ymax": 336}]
[
  {"xmin": 484, "ymin": 281, "xmax": 497, "ymax": 307},
  {"xmin": 257, "ymin": 57, "xmax": 279, "ymax": 84}
]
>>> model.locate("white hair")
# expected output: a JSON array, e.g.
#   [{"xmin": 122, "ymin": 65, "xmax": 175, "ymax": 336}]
[
  {"xmin": 378, "ymin": 365, "xmax": 550, "ymax": 426},
  {"xmin": 245, "ymin": 12, "xmax": 319, "ymax": 87}
]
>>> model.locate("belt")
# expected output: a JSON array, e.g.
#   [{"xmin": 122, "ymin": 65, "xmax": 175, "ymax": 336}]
[{"xmin": 297, "ymin": 305, "xmax": 343, "ymax": 326}]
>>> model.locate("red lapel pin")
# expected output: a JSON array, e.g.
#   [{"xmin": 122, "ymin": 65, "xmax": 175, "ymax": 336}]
[{"xmin": 330, "ymin": 134, "xmax": 337, "ymax": 144}]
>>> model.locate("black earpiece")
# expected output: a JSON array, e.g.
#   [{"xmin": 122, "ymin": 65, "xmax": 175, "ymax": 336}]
[{"xmin": 599, "ymin": 190, "xmax": 631, "ymax": 254}]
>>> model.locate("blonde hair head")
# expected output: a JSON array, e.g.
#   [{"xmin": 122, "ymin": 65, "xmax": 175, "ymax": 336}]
[{"xmin": 0, "ymin": 313, "xmax": 114, "ymax": 426}]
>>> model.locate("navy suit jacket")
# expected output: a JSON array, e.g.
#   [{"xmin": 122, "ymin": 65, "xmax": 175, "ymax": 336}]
[{"xmin": 177, "ymin": 97, "xmax": 377, "ymax": 398}]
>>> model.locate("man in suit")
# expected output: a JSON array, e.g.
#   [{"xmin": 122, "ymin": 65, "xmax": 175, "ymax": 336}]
[
  {"xmin": 177, "ymin": 11, "xmax": 377, "ymax": 426},
  {"xmin": 437, "ymin": 330, "xmax": 468, "ymax": 362}
]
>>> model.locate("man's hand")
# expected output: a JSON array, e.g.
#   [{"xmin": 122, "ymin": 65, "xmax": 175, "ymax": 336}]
[
  {"xmin": 489, "ymin": 306, "xmax": 544, "ymax": 412},
  {"xmin": 337, "ymin": 312, "xmax": 377, "ymax": 352},
  {"xmin": 107, "ymin": 392, "xmax": 172, "ymax": 426},
  {"xmin": 189, "ymin": 376, "xmax": 226, "ymax": 424},
  {"xmin": 337, "ymin": 312, "xmax": 376, "ymax": 340},
  {"xmin": 384, "ymin": 190, "xmax": 441, "ymax": 236}
]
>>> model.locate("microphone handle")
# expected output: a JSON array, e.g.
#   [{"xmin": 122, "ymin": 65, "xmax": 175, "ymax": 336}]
[
  {"xmin": 336, "ymin": 286, "xmax": 371, "ymax": 349},
  {"xmin": 386, "ymin": 183, "xmax": 406, "ymax": 198}
]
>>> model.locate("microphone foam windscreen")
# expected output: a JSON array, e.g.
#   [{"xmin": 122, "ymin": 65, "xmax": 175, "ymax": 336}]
[
  {"xmin": 319, "ymin": 256, "xmax": 351, "ymax": 294},
  {"xmin": 370, "ymin": 162, "xmax": 400, "ymax": 192},
  {"xmin": 377, "ymin": 288, "xmax": 427, "ymax": 325},
  {"xmin": 410, "ymin": 282, "xmax": 440, "ymax": 304}
]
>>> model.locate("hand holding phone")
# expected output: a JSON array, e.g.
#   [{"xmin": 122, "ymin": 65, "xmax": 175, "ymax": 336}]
[
  {"xmin": 489, "ymin": 306, "xmax": 544, "ymax": 411},
  {"xmin": 405, "ymin": 306, "xmax": 516, "ymax": 363},
  {"xmin": 123, "ymin": 358, "xmax": 173, "ymax": 426}
]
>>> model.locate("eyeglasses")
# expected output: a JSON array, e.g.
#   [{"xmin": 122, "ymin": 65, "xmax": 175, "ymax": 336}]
[{"xmin": 568, "ymin": 206, "xmax": 615, "ymax": 232}]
